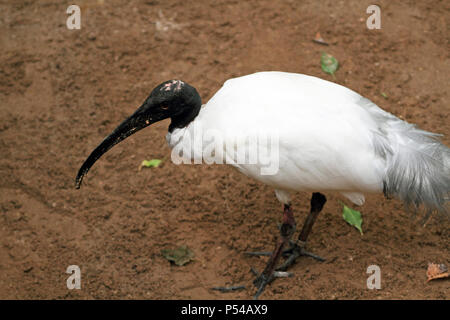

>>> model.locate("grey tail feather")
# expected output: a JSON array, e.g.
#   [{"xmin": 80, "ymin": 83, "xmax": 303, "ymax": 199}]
[
  {"xmin": 377, "ymin": 125, "xmax": 449, "ymax": 218},
  {"xmin": 383, "ymin": 133, "xmax": 450, "ymax": 218},
  {"xmin": 361, "ymin": 97, "xmax": 450, "ymax": 218}
]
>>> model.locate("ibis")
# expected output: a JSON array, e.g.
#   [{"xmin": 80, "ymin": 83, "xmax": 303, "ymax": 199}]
[{"xmin": 76, "ymin": 72, "xmax": 449, "ymax": 299}]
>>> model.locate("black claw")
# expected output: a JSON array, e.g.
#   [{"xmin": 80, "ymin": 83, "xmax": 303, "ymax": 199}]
[
  {"xmin": 254, "ymin": 286, "xmax": 265, "ymax": 300},
  {"xmin": 250, "ymin": 267, "xmax": 260, "ymax": 276},
  {"xmin": 253, "ymin": 267, "xmax": 280, "ymax": 300},
  {"xmin": 253, "ymin": 273, "xmax": 274, "ymax": 300},
  {"xmin": 302, "ymin": 249, "xmax": 326, "ymax": 262}
]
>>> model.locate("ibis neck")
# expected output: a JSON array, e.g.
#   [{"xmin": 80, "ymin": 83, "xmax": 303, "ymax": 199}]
[{"xmin": 168, "ymin": 102, "xmax": 202, "ymax": 133}]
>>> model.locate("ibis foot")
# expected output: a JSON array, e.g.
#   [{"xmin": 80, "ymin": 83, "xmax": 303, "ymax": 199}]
[
  {"xmin": 277, "ymin": 241, "xmax": 325, "ymax": 271},
  {"xmin": 245, "ymin": 241, "xmax": 325, "ymax": 270},
  {"xmin": 211, "ymin": 269, "xmax": 291, "ymax": 296},
  {"xmin": 245, "ymin": 240, "xmax": 324, "ymax": 299},
  {"xmin": 249, "ymin": 192, "xmax": 327, "ymax": 299},
  {"xmin": 218, "ymin": 193, "xmax": 327, "ymax": 299}
]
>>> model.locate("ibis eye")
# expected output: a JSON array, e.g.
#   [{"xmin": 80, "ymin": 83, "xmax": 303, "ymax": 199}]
[{"xmin": 161, "ymin": 105, "xmax": 169, "ymax": 110}]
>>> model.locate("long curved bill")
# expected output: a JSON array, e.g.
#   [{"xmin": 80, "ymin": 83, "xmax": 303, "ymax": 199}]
[{"xmin": 75, "ymin": 102, "xmax": 155, "ymax": 189}]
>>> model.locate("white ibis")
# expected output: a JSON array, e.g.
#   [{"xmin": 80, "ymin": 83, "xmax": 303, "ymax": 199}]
[{"xmin": 76, "ymin": 71, "xmax": 449, "ymax": 299}]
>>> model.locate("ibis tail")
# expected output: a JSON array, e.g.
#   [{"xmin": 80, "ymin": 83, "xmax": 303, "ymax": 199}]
[{"xmin": 364, "ymin": 97, "xmax": 450, "ymax": 216}]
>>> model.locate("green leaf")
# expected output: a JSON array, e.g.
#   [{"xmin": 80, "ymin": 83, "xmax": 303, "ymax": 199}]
[
  {"xmin": 141, "ymin": 159, "xmax": 162, "ymax": 168},
  {"xmin": 161, "ymin": 246, "xmax": 195, "ymax": 266},
  {"xmin": 321, "ymin": 52, "xmax": 339, "ymax": 77},
  {"xmin": 381, "ymin": 92, "xmax": 388, "ymax": 99},
  {"xmin": 342, "ymin": 204, "xmax": 363, "ymax": 235}
]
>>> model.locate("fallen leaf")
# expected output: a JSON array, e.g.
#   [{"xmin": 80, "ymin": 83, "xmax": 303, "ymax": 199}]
[
  {"xmin": 427, "ymin": 263, "xmax": 449, "ymax": 282},
  {"xmin": 321, "ymin": 52, "xmax": 339, "ymax": 78},
  {"xmin": 313, "ymin": 32, "xmax": 329, "ymax": 45},
  {"xmin": 342, "ymin": 204, "xmax": 363, "ymax": 235},
  {"xmin": 161, "ymin": 246, "xmax": 195, "ymax": 266},
  {"xmin": 139, "ymin": 159, "xmax": 162, "ymax": 170}
]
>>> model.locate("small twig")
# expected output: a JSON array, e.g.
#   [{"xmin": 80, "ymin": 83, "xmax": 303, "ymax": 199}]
[{"xmin": 211, "ymin": 285, "xmax": 245, "ymax": 293}]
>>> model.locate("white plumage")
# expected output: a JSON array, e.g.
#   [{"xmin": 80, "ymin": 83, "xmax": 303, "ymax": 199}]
[{"xmin": 167, "ymin": 71, "xmax": 449, "ymax": 212}]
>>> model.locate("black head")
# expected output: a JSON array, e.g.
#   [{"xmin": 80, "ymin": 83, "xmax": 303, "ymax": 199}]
[{"xmin": 75, "ymin": 79, "xmax": 201, "ymax": 189}]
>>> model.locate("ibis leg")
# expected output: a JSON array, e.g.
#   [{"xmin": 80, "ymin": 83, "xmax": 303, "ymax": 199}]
[
  {"xmin": 253, "ymin": 203, "xmax": 296, "ymax": 299},
  {"xmin": 214, "ymin": 193, "xmax": 327, "ymax": 299},
  {"xmin": 277, "ymin": 192, "xmax": 326, "ymax": 271}
]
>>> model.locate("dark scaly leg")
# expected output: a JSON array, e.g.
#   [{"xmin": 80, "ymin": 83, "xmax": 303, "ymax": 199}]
[
  {"xmin": 214, "ymin": 193, "xmax": 326, "ymax": 299},
  {"xmin": 211, "ymin": 204, "xmax": 294, "ymax": 297},
  {"xmin": 277, "ymin": 192, "xmax": 326, "ymax": 271},
  {"xmin": 252, "ymin": 203, "xmax": 296, "ymax": 299}
]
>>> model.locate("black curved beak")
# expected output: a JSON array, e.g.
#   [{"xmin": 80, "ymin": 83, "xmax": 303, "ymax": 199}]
[{"xmin": 75, "ymin": 101, "xmax": 164, "ymax": 189}]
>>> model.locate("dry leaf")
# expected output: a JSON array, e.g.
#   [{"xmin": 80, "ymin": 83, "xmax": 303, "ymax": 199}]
[
  {"xmin": 313, "ymin": 32, "xmax": 329, "ymax": 46},
  {"xmin": 426, "ymin": 263, "xmax": 449, "ymax": 282},
  {"xmin": 161, "ymin": 246, "xmax": 195, "ymax": 266}
]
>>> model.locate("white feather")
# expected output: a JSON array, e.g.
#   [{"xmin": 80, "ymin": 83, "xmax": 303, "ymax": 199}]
[{"xmin": 167, "ymin": 72, "xmax": 449, "ymax": 212}]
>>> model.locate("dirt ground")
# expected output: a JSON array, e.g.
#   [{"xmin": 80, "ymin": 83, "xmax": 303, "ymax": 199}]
[{"xmin": 0, "ymin": 0, "xmax": 449, "ymax": 300}]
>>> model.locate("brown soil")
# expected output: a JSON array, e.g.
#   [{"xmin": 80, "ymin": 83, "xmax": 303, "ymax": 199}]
[{"xmin": 0, "ymin": 0, "xmax": 449, "ymax": 300}]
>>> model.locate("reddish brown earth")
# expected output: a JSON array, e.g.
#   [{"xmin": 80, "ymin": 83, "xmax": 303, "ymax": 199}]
[{"xmin": 0, "ymin": 0, "xmax": 449, "ymax": 299}]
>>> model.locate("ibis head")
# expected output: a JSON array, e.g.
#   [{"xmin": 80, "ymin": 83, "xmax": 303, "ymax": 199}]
[{"xmin": 75, "ymin": 79, "xmax": 201, "ymax": 189}]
